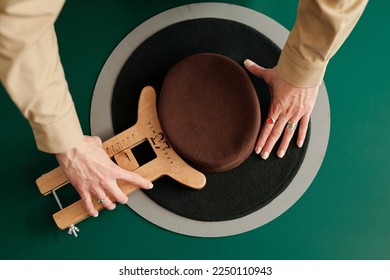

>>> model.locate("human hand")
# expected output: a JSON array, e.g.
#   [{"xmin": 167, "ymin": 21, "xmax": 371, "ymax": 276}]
[
  {"xmin": 244, "ymin": 59, "xmax": 319, "ymax": 159},
  {"xmin": 55, "ymin": 135, "xmax": 153, "ymax": 217}
]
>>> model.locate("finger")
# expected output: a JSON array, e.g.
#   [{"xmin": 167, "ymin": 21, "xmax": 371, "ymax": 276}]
[
  {"xmin": 277, "ymin": 119, "xmax": 299, "ymax": 158},
  {"xmin": 116, "ymin": 167, "xmax": 154, "ymax": 190},
  {"xmin": 79, "ymin": 192, "xmax": 99, "ymax": 217},
  {"xmin": 254, "ymin": 115, "xmax": 278, "ymax": 155},
  {"xmin": 244, "ymin": 59, "xmax": 267, "ymax": 80},
  {"xmin": 297, "ymin": 114, "xmax": 310, "ymax": 148},
  {"xmin": 260, "ymin": 116, "xmax": 289, "ymax": 160},
  {"xmin": 105, "ymin": 181, "xmax": 129, "ymax": 205},
  {"xmin": 96, "ymin": 190, "xmax": 116, "ymax": 211}
]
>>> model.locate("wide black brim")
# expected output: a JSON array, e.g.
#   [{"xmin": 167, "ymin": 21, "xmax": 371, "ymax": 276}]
[{"xmin": 112, "ymin": 18, "xmax": 310, "ymax": 222}]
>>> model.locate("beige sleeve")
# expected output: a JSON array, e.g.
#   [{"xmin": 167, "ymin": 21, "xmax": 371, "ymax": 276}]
[
  {"xmin": 0, "ymin": 0, "xmax": 83, "ymax": 153},
  {"xmin": 276, "ymin": 0, "xmax": 368, "ymax": 87}
]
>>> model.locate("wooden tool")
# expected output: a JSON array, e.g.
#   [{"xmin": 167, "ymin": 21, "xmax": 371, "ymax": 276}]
[{"xmin": 36, "ymin": 86, "xmax": 206, "ymax": 234}]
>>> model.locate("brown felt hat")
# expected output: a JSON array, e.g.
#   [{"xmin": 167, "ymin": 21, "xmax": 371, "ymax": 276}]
[{"xmin": 158, "ymin": 53, "xmax": 261, "ymax": 173}]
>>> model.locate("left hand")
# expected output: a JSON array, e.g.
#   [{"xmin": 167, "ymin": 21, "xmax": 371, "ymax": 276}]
[{"xmin": 244, "ymin": 59, "xmax": 319, "ymax": 159}]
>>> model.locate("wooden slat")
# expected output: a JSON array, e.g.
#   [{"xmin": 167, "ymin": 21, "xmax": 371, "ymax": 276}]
[{"xmin": 36, "ymin": 167, "xmax": 68, "ymax": 196}]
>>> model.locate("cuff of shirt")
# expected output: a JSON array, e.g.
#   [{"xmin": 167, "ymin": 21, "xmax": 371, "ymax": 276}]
[
  {"xmin": 275, "ymin": 44, "xmax": 328, "ymax": 88},
  {"xmin": 30, "ymin": 104, "xmax": 84, "ymax": 154}
]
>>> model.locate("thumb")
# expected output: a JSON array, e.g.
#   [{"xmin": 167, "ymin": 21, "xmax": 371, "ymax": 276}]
[{"xmin": 244, "ymin": 59, "xmax": 268, "ymax": 80}]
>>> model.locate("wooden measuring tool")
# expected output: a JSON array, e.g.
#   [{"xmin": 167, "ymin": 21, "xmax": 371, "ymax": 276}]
[{"xmin": 36, "ymin": 86, "xmax": 206, "ymax": 235}]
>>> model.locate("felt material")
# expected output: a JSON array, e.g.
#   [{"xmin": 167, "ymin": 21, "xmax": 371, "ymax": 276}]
[
  {"xmin": 158, "ymin": 53, "xmax": 260, "ymax": 173},
  {"xmin": 112, "ymin": 18, "xmax": 310, "ymax": 221}
]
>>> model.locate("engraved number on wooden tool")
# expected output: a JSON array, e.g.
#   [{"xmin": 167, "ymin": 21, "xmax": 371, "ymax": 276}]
[
  {"xmin": 148, "ymin": 121, "xmax": 173, "ymax": 164},
  {"xmin": 150, "ymin": 132, "xmax": 171, "ymax": 150}
]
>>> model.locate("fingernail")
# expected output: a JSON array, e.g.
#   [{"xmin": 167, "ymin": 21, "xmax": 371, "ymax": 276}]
[
  {"xmin": 298, "ymin": 140, "xmax": 304, "ymax": 148},
  {"xmin": 244, "ymin": 59, "xmax": 254, "ymax": 68},
  {"xmin": 148, "ymin": 183, "xmax": 154, "ymax": 189},
  {"xmin": 261, "ymin": 151, "xmax": 269, "ymax": 160},
  {"xmin": 255, "ymin": 147, "xmax": 262, "ymax": 154},
  {"xmin": 277, "ymin": 149, "xmax": 285, "ymax": 158},
  {"xmin": 93, "ymin": 213, "xmax": 99, "ymax": 218},
  {"xmin": 107, "ymin": 205, "xmax": 116, "ymax": 211}
]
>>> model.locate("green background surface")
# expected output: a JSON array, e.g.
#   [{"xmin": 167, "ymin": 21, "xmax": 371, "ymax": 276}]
[{"xmin": 0, "ymin": 0, "xmax": 389, "ymax": 260}]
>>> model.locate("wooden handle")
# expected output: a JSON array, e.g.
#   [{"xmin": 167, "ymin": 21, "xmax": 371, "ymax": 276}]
[{"xmin": 36, "ymin": 167, "xmax": 69, "ymax": 195}]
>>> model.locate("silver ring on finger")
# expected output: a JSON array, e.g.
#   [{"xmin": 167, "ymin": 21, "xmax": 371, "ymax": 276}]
[
  {"xmin": 97, "ymin": 195, "xmax": 107, "ymax": 204},
  {"xmin": 286, "ymin": 121, "xmax": 297, "ymax": 130}
]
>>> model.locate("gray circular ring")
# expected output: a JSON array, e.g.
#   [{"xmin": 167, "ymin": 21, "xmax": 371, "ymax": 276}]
[{"xmin": 90, "ymin": 3, "xmax": 330, "ymax": 237}]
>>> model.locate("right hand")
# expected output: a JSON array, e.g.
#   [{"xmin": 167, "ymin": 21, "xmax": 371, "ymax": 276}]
[
  {"xmin": 244, "ymin": 59, "xmax": 319, "ymax": 159},
  {"xmin": 55, "ymin": 135, "xmax": 153, "ymax": 217}
]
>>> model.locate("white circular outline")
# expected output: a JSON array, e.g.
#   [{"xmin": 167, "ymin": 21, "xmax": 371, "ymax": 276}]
[{"xmin": 90, "ymin": 2, "xmax": 330, "ymax": 237}]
